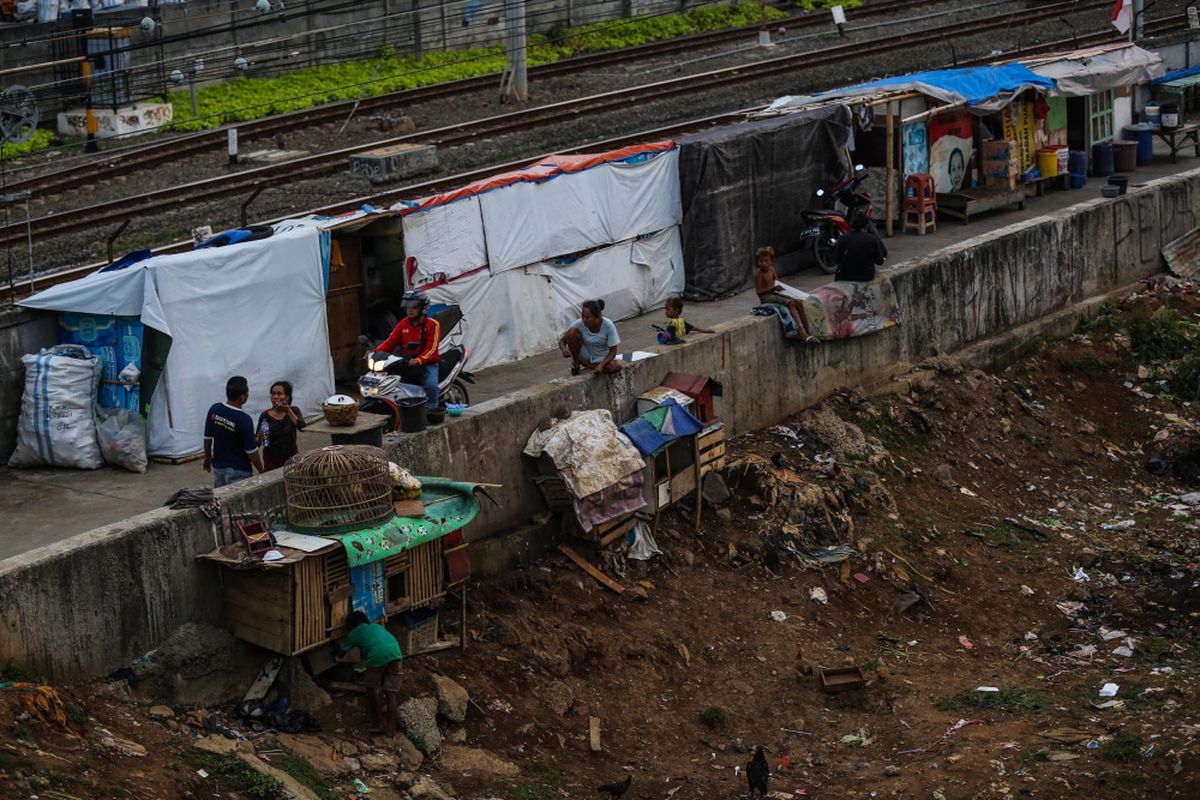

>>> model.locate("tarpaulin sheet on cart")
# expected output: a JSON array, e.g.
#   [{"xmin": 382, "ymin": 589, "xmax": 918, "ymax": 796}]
[
  {"xmin": 677, "ymin": 104, "xmax": 852, "ymax": 300},
  {"xmin": 337, "ymin": 479, "xmax": 486, "ymax": 568},
  {"xmin": 620, "ymin": 398, "xmax": 704, "ymax": 457}
]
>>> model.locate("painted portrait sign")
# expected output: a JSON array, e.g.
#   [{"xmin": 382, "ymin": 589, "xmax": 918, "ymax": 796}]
[{"xmin": 928, "ymin": 110, "xmax": 974, "ymax": 193}]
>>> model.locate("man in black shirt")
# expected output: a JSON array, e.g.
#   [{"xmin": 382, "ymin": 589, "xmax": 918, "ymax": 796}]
[{"xmin": 834, "ymin": 213, "xmax": 887, "ymax": 282}]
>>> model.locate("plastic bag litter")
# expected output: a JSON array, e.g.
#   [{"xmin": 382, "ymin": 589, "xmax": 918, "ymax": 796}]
[
  {"xmin": 96, "ymin": 408, "xmax": 148, "ymax": 473},
  {"xmin": 8, "ymin": 345, "xmax": 103, "ymax": 470},
  {"xmin": 627, "ymin": 521, "xmax": 662, "ymax": 561}
]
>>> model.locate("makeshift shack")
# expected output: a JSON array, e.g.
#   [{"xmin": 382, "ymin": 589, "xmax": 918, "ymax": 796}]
[
  {"xmin": 676, "ymin": 104, "xmax": 852, "ymax": 300},
  {"xmin": 18, "ymin": 225, "xmax": 335, "ymax": 459},
  {"xmin": 200, "ymin": 446, "xmax": 487, "ymax": 657},
  {"xmin": 394, "ymin": 143, "xmax": 685, "ymax": 371}
]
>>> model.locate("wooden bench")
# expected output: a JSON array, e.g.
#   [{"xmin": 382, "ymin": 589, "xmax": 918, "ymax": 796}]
[
  {"xmin": 936, "ymin": 187, "xmax": 1026, "ymax": 223},
  {"xmin": 1153, "ymin": 122, "xmax": 1200, "ymax": 163}
]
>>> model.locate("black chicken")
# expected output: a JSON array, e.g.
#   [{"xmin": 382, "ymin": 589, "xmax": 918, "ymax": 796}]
[
  {"xmin": 747, "ymin": 746, "xmax": 770, "ymax": 799},
  {"xmin": 597, "ymin": 774, "xmax": 632, "ymax": 798}
]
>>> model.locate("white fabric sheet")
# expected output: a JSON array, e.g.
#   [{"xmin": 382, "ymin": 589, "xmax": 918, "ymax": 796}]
[
  {"xmin": 479, "ymin": 150, "xmax": 682, "ymax": 273},
  {"xmin": 424, "ymin": 267, "xmax": 558, "ymax": 372},
  {"xmin": 401, "ymin": 195, "xmax": 488, "ymax": 282},
  {"xmin": 21, "ymin": 226, "xmax": 334, "ymax": 458}
]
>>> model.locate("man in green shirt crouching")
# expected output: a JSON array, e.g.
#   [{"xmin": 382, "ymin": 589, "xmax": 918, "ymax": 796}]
[{"xmin": 335, "ymin": 610, "xmax": 404, "ymax": 733}]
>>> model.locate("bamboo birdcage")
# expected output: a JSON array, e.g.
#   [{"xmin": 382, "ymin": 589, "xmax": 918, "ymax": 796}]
[{"xmin": 284, "ymin": 445, "xmax": 394, "ymax": 531}]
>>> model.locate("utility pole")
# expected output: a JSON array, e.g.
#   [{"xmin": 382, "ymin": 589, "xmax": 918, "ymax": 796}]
[
  {"xmin": 501, "ymin": 0, "xmax": 528, "ymax": 103},
  {"xmin": 1132, "ymin": 0, "xmax": 1144, "ymax": 42}
]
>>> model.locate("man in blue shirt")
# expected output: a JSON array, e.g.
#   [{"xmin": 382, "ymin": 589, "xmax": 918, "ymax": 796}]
[{"xmin": 203, "ymin": 375, "xmax": 264, "ymax": 488}]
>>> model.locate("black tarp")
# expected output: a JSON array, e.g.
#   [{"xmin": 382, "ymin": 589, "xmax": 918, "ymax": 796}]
[{"xmin": 678, "ymin": 104, "xmax": 852, "ymax": 300}]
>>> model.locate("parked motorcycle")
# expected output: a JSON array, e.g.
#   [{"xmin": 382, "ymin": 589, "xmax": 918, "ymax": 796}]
[
  {"xmin": 358, "ymin": 303, "xmax": 474, "ymax": 431},
  {"xmin": 800, "ymin": 164, "xmax": 875, "ymax": 275}
]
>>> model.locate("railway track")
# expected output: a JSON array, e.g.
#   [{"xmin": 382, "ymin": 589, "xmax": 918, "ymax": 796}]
[
  {"xmin": 0, "ymin": 0, "xmax": 1111, "ymax": 251},
  {"xmin": 0, "ymin": 0, "xmax": 949, "ymax": 202},
  {"xmin": 3, "ymin": 7, "xmax": 1182, "ymax": 299}
]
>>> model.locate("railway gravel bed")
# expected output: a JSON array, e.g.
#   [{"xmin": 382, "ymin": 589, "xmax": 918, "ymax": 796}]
[{"xmin": 0, "ymin": 0, "xmax": 1169, "ymax": 281}]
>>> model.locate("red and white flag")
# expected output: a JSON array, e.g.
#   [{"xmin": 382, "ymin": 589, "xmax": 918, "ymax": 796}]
[{"xmin": 1111, "ymin": 0, "xmax": 1132, "ymax": 34}]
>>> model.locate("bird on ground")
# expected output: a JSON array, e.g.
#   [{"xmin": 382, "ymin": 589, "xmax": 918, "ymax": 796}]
[
  {"xmin": 794, "ymin": 647, "xmax": 815, "ymax": 677},
  {"xmin": 747, "ymin": 745, "xmax": 770, "ymax": 798},
  {"xmin": 597, "ymin": 774, "xmax": 631, "ymax": 798}
]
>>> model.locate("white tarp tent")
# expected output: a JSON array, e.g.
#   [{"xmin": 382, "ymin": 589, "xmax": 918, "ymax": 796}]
[
  {"xmin": 1023, "ymin": 43, "xmax": 1165, "ymax": 97},
  {"xmin": 20, "ymin": 225, "xmax": 334, "ymax": 458},
  {"xmin": 399, "ymin": 144, "xmax": 684, "ymax": 370}
]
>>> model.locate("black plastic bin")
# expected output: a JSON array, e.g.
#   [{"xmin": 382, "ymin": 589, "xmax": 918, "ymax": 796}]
[{"xmin": 399, "ymin": 397, "xmax": 427, "ymax": 433}]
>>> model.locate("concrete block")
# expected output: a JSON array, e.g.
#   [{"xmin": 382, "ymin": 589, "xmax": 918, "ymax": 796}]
[
  {"xmin": 349, "ymin": 143, "xmax": 438, "ymax": 184},
  {"xmin": 242, "ymin": 149, "xmax": 311, "ymax": 165},
  {"xmin": 57, "ymin": 103, "xmax": 173, "ymax": 140}
]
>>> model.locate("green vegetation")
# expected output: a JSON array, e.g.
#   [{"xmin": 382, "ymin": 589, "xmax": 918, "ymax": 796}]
[
  {"xmin": 1129, "ymin": 308, "xmax": 1195, "ymax": 362},
  {"xmin": 0, "ymin": 660, "xmax": 37, "ymax": 682},
  {"xmin": 64, "ymin": 700, "xmax": 88, "ymax": 725},
  {"xmin": 12, "ymin": 723, "xmax": 32, "ymax": 740},
  {"xmin": 1101, "ymin": 731, "xmax": 1143, "ymax": 762},
  {"xmin": 275, "ymin": 752, "xmax": 336, "ymax": 800},
  {"xmin": 1169, "ymin": 353, "xmax": 1200, "ymax": 402},
  {"xmin": 934, "ymin": 687, "xmax": 1044, "ymax": 713},
  {"xmin": 0, "ymin": 128, "xmax": 54, "ymax": 160},
  {"xmin": 1080, "ymin": 300, "xmax": 1120, "ymax": 333},
  {"xmin": 1021, "ymin": 749, "xmax": 1052, "ymax": 764},
  {"xmin": 167, "ymin": 2, "xmax": 787, "ymax": 132},
  {"xmin": 796, "ymin": 0, "xmax": 861, "ymax": 10},
  {"xmin": 185, "ymin": 748, "xmax": 283, "ymax": 799},
  {"xmin": 699, "ymin": 705, "xmax": 727, "ymax": 728},
  {"xmin": 509, "ymin": 763, "xmax": 561, "ymax": 800},
  {"xmin": 1060, "ymin": 352, "xmax": 1111, "ymax": 380}
]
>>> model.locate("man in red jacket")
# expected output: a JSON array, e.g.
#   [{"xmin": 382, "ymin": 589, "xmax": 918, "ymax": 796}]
[{"xmin": 379, "ymin": 291, "xmax": 442, "ymax": 413}]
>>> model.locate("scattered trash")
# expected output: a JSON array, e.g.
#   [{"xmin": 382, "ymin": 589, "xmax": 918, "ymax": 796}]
[
  {"xmin": 1068, "ymin": 644, "xmax": 1097, "ymax": 658},
  {"xmin": 1099, "ymin": 683, "xmax": 1120, "ymax": 698},
  {"xmin": 820, "ymin": 666, "xmax": 866, "ymax": 693},
  {"xmin": 487, "ymin": 698, "xmax": 514, "ymax": 713},
  {"xmin": 959, "ymin": 486, "xmax": 977, "ymax": 497},
  {"xmin": 1056, "ymin": 601, "xmax": 1086, "ymax": 616},
  {"xmin": 769, "ymin": 610, "xmax": 789, "ymax": 622},
  {"xmin": 957, "ymin": 635, "xmax": 975, "ymax": 650},
  {"xmin": 262, "ymin": 549, "xmax": 284, "ymax": 562},
  {"xmin": 808, "ymin": 587, "xmax": 828, "ymax": 605},
  {"xmin": 840, "ymin": 727, "xmax": 872, "ymax": 747},
  {"xmin": 1020, "ymin": 585, "xmax": 1036, "ymax": 596},
  {"xmin": 1101, "ymin": 520, "xmax": 1136, "ymax": 531},
  {"xmin": 976, "ymin": 687, "xmax": 1000, "ymax": 693},
  {"xmin": 1112, "ymin": 646, "xmax": 1135, "ymax": 658},
  {"xmin": 94, "ymin": 727, "xmax": 147, "ymax": 757},
  {"xmin": 1024, "ymin": 631, "xmax": 1039, "ymax": 641},
  {"xmin": 893, "ymin": 590, "xmax": 923, "ymax": 614},
  {"xmin": 197, "ymin": 769, "xmax": 209, "ymax": 779},
  {"xmin": 771, "ymin": 425, "xmax": 800, "ymax": 443},
  {"xmin": 353, "ymin": 777, "xmax": 370, "ymax": 795},
  {"xmin": 1101, "ymin": 629, "xmax": 1129, "ymax": 641},
  {"xmin": 1072, "ymin": 567, "xmax": 1091, "ymax": 582},
  {"xmin": 808, "ymin": 545, "xmax": 856, "ymax": 564},
  {"xmin": 852, "ymin": 572, "xmax": 871, "ymax": 584}
]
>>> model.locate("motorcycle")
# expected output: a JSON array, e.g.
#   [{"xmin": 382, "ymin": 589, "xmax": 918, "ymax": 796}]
[
  {"xmin": 800, "ymin": 164, "xmax": 875, "ymax": 275},
  {"xmin": 358, "ymin": 303, "xmax": 474, "ymax": 431}
]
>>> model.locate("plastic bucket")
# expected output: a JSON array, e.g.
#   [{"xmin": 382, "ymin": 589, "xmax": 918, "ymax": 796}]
[
  {"xmin": 399, "ymin": 397, "xmax": 427, "ymax": 433},
  {"xmin": 1162, "ymin": 102, "xmax": 1180, "ymax": 129},
  {"xmin": 1124, "ymin": 124, "xmax": 1155, "ymax": 165},
  {"xmin": 1145, "ymin": 104, "xmax": 1161, "ymax": 126},
  {"xmin": 1068, "ymin": 149, "xmax": 1088, "ymax": 176},
  {"xmin": 1108, "ymin": 175, "xmax": 1129, "ymax": 195},
  {"xmin": 1111, "ymin": 140, "xmax": 1138, "ymax": 173},
  {"xmin": 1036, "ymin": 148, "xmax": 1059, "ymax": 178},
  {"xmin": 1091, "ymin": 142, "xmax": 1114, "ymax": 177},
  {"xmin": 1069, "ymin": 172, "xmax": 1087, "ymax": 189}
]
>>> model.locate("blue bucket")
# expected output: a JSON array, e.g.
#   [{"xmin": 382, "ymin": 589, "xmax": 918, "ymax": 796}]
[{"xmin": 1069, "ymin": 172, "xmax": 1087, "ymax": 189}]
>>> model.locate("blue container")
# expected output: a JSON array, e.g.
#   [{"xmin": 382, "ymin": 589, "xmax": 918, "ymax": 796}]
[
  {"xmin": 1091, "ymin": 141, "xmax": 1115, "ymax": 177},
  {"xmin": 58, "ymin": 312, "xmax": 143, "ymax": 411},
  {"xmin": 1069, "ymin": 172, "xmax": 1087, "ymax": 189},
  {"xmin": 1124, "ymin": 124, "xmax": 1155, "ymax": 166},
  {"xmin": 1068, "ymin": 149, "xmax": 1088, "ymax": 176}
]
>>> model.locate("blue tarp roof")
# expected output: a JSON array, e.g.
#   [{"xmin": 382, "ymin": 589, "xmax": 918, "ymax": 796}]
[
  {"xmin": 770, "ymin": 63, "xmax": 1055, "ymax": 114},
  {"xmin": 620, "ymin": 398, "xmax": 704, "ymax": 457},
  {"xmin": 1152, "ymin": 65, "xmax": 1200, "ymax": 85}
]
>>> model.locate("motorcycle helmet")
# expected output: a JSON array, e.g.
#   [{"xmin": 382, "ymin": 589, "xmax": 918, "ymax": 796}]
[{"xmin": 401, "ymin": 290, "xmax": 430, "ymax": 315}]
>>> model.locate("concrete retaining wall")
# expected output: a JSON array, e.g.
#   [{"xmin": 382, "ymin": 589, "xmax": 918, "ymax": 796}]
[{"xmin": 2, "ymin": 168, "xmax": 1194, "ymax": 679}]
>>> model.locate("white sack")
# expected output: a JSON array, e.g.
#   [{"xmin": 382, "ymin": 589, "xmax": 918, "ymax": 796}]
[
  {"xmin": 8, "ymin": 345, "xmax": 103, "ymax": 470},
  {"xmin": 96, "ymin": 408, "xmax": 148, "ymax": 473}
]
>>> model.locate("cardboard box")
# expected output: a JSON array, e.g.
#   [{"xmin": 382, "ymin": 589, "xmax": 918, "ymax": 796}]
[{"xmin": 982, "ymin": 139, "xmax": 1015, "ymax": 160}]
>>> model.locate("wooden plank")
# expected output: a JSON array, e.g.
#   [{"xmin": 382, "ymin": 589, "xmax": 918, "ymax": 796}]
[
  {"xmin": 699, "ymin": 442, "xmax": 726, "ymax": 463},
  {"xmin": 589, "ymin": 717, "xmax": 602, "ymax": 753},
  {"xmin": 598, "ymin": 516, "xmax": 637, "ymax": 547},
  {"xmin": 697, "ymin": 427, "xmax": 725, "ymax": 449},
  {"xmin": 557, "ymin": 543, "xmax": 624, "ymax": 594},
  {"xmin": 225, "ymin": 597, "xmax": 291, "ymax": 628},
  {"xmin": 326, "ymin": 584, "xmax": 354, "ymax": 603},
  {"xmin": 670, "ymin": 468, "xmax": 697, "ymax": 503},
  {"xmin": 328, "ymin": 681, "xmax": 368, "ymax": 694},
  {"xmin": 226, "ymin": 575, "xmax": 292, "ymax": 613},
  {"xmin": 394, "ymin": 499, "xmax": 426, "ymax": 518}
]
